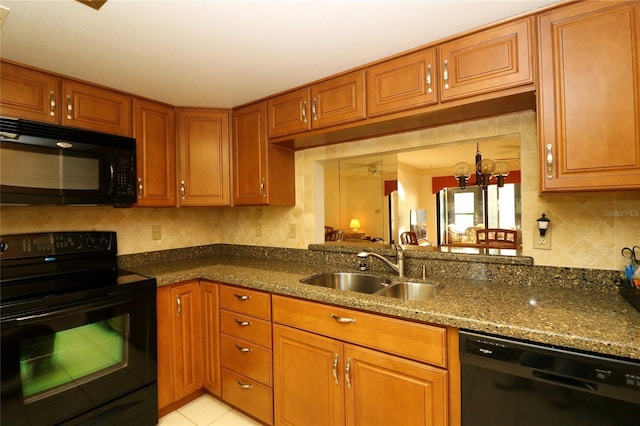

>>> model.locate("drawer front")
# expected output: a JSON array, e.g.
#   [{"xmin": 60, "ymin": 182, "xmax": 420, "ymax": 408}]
[
  {"xmin": 220, "ymin": 309, "xmax": 272, "ymax": 348},
  {"xmin": 219, "ymin": 285, "xmax": 271, "ymax": 320},
  {"xmin": 221, "ymin": 368, "xmax": 273, "ymax": 425},
  {"xmin": 272, "ymin": 295, "xmax": 447, "ymax": 368},
  {"xmin": 220, "ymin": 334, "xmax": 272, "ymax": 386}
]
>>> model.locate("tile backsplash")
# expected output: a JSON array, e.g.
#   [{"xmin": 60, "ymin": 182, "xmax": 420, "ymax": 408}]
[{"xmin": 2, "ymin": 111, "xmax": 638, "ymax": 271}]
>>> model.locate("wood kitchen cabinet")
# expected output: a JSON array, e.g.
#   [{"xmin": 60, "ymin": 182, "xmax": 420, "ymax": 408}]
[
  {"xmin": 267, "ymin": 70, "xmax": 366, "ymax": 138},
  {"xmin": 201, "ymin": 280, "xmax": 221, "ymax": 397},
  {"xmin": 176, "ymin": 108, "xmax": 230, "ymax": 206},
  {"xmin": 438, "ymin": 18, "xmax": 534, "ymax": 102},
  {"xmin": 0, "ymin": 61, "xmax": 133, "ymax": 136},
  {"xmin": 366, "ymin": 48, "xmax": 438, "ymax": 118},
  {"xmin": 219, "ymin": 284, "xmax": 273, "ymax": 424},
  {"xmin": 537, "ymin": 1, "xmax": 640, "ymax": 191},
  {"xmin": 157, "ymin": 280, "xmax": 203, "ymax": 413},
  {"xmin": 272, "ymin": 296, "xmax": 449, "ymax": 426},
  {"xmin": 134, "ymin": 99, "xmax": 177, "ymax": 207},
  {"xmin": 232, "ymin": 102, "xmax": 295, "ymax": 206}
]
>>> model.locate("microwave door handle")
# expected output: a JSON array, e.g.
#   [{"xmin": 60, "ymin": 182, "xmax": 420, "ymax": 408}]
[{"xmin": 107, "ymin": 161, "xmax": 115, "ymax": 195}]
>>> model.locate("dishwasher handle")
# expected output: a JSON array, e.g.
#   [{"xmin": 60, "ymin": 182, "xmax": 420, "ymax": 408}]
[{"xmin": 532, "ymin": 370, "xmax": 596, "ymax": 391}]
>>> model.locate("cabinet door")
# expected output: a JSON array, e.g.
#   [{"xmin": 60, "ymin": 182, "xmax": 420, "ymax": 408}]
[
  {"xmin": 156, "ymin": 285, "xmax": 174, "ymax": 410},
  {"xmin": 310, "ymin": 70, "xmax": 366, "ymax": 129},
  {"xmin": 366, "ymin": 48, "xmax": 437, "ymax": 117},
  {"xmin": 232, "ymin": 102, "xmax": 268, "ymax": 205},
  {"xmin": 177, "ymin": 109, "xmax": 230, "ymax": 206},
  {"xmin": 439, "ymin": 18, "xmax": 534, "ymax": 102},
  {"xmin": 134, "ymin": 99, "xmax": 176, "ymax": 207},
  {"xmin": 273, "ymin": 324, "xmax": 344, "ymax": 426},
  {"xmin": 538, "ymin": 1, "xmax": 640, "ymax": 191},
  {"xmin": 267, "ymin": 87, "xmax": 311, "ymax": 138},
  {"xmin": 344, "ymin": 343, "xmax": 448, "ymax": 426},
  {"xmin": 201, "ymin": 281, "xmax": 220, "ymax": 396},
  {"xmin": 0, "ymin": 61, "xmax": 59, "ymax": 123},
  {"xmin": 170, "ymin": 281, "xmax": 203, "ymax": 401},
  {"xmin": 61, "ymin": 80, "xmax": 132, "ymax": 136}
]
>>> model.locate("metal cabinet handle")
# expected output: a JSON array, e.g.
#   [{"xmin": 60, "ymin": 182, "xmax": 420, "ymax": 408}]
[
  {"xmin": 312, "ymin": 97, "xmax": 318, "ymax": 120},
  {"xmin": 443, "ymin": 59, "xmax": 449, "ymax": 90},
  {"xmin": 427, "ymin": 64, "xmax": 432, "ymax": 94},
  {"xmin": 546, "ymin": 144, "xmax": 553, "ymax": 180},
  {"xmin": 235, "ymin": 343, "xmax": 253, "ymax": 353},
  {"xmin": 176, "ymin": 295, "xmax": 182, "ymax": 317},
  {"xmin": 332, "ymin": 353, "xmax": 339, "ymax": 385},
  {"xmin": 66, "ymin": 95, "xmax": 73, "ymax": 119},
  {"xmin": 302, "ymin": 100, "xmax": 308, "ymax": 123},
  {"xmin": 345, "ymin": 357, "xmax": 352, "ymax": 389},
  {"xmin": 260, "ymin": 177, "xmax": 266, "ymax": 197},
  {"xmin": 49, "ymin": 91, "xmax": 56, "ymax": 117},
  {"xmin": 235, "ymin": 318, "xmax": 252, "ymax": 327},
  {"xmin": 137, "ymin": 177, "xmax": 143, "ymax": 197},
  {"xmin": 180, "ymin": 180, "xmax": 186, "ymax": 199},
  {"xmin": 236, "ymin": 379, "xmax": 253, "ymax": 389},
  {"xmin": 329, "ymin": 313, "xmax": 356, "ymax": 323},
  {"xmin": 234, "ymin": 293, "xmax": 251, "ymax": 301}
]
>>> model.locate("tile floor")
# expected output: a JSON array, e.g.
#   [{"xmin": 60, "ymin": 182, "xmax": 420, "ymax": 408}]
[{"xmin": 158, "ymin": 394, "xmax": 262, "ymax": 426}]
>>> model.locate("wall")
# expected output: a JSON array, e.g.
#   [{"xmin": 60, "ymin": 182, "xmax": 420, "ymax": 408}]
[{"xmin": 1, "ymin": 110, "xmax": 639, "ymax": 271}]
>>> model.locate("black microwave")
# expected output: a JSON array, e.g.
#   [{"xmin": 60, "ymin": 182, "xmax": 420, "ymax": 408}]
[{"xmin": 0, "ymin": 117, "xmax": 137, "ymax": 207}]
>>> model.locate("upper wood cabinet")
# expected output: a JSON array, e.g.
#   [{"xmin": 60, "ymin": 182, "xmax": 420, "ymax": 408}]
[
  {"xmin": 438, "ymin": 18, "xmax": 534, "ymax": 102},
  {"xmin": 0, "ymin": 61, "xmax": 59, "ymax": 123},
  {"xmin": 537, "ymin": 1, "xmax": 640, "ymax": 191},
  {"xmin": 0, "ymin": 61, "xmax": 133, "ymax": 136},
  {"xmin": 232, "ymin": 102, "xmax": 295, "ymax": 206},
  {"xmin": 61, "ymin": 80, "xmax": 132, "ymax": 136},
  {"xmin": 176, "ymin": 108, "xmax": 230, "ymax": 206},
  {"xmin": 134, "ymin": 99, "xmax": 176, "ymax": 207},
  {"xmin": 367, "ymin": 48, "xmax": 438, "ymax": 117},
  {"xmin": 267, "ymin": 70, "xmax": 366, "ymax": 138}
]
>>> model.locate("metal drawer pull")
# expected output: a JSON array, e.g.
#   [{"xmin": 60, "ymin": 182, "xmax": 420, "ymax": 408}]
[
  {"xmin": 332, "ymin": 353, "xmax": 339, "ymax": 384},
  {"xmin": 235, "ymin": 318, "xmax": 252, "ymax": 327},
  {"xmin": 312, "ymin": 97, "xmax": 318, "ymax": 120},
  {"xmin": 236, "ymin": 379, "xmax": 253, "ymax": 389},
  {"xmin": 345, "ymin": 357, "xmax": 352, "ymax": 389},
  {"xmin": 180, "ymin": 180, "xmax": 186, "ymax": 199},
  {"xmin": 234, "ymin": 293, "xmax": 251, "ymax": 301},
  {"xmin": 443, "ymin": 59, "xmax": 449, "ymax": 90},
  {"xmin": 66, "ymin": 95, "xmax": 73, "ymax": 119},
  {"xmin": 49, "ymin": 91, "xmax": 56, "ymax": 116},
  {"xmin": 176, "ymin": 295, "xmax": 181, "ymax": 317},
  {"xmin": 546, "ymin": 144, "xmax": 553, "ymax": 180},
  {"xmin": 426, "ymin": 64, "xmax": 432, "ymax": 94},
  {"xmin": 260, "ymin": 177, "xmax": 266, "ymax": 197},
  {"xmin": 137, "ymin": 178, "xmax": 143, "ymax": 197},
  {"xmin": 235, "ymin": 343, "xmax": 253, "ymax": 353},
  {"xmin": 329, "ymin": 313, "xmax": 356, "ymax": 323},
  {"xmin": 302, "ymin": 100, "xmax": 308, "ymax": 123}
]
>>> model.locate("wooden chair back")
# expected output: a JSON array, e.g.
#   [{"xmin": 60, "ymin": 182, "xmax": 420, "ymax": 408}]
[
  {"xmin": 400, "ymin": 231, "xmax": 419, "ymax": 245},
  {"xmin": 326, "ymin": 229, "xmax": 343, "ymax": 241},
  {"xmin": 475, "ymin": 228, "xmax": 518, "ymax": 249}
]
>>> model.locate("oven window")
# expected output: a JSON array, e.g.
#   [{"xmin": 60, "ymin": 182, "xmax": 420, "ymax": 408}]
[{"xmin": 19, "ymin": 314, "xmax": 129, "ymax": 403}]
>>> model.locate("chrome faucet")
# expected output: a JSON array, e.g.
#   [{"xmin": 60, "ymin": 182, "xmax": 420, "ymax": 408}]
[{"xmin": 357, "ymin": 245, "xmax": 405, "ymax": 277}]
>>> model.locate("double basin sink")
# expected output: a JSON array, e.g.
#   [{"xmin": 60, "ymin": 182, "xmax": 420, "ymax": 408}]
[{"xmin": 300, "ymin": 271, "xmax": 441, "ymax": 301}]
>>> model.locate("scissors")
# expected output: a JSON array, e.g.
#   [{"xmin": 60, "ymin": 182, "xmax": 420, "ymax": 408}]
[{"xmin": 621, "ymin": 246, "xmax": 640, "ymax": 265}]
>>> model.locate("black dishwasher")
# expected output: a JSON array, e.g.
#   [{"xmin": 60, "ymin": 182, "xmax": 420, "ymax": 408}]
[{"xmin": 460, "ymin": 331, "xmax": 640, "ymax": 426}]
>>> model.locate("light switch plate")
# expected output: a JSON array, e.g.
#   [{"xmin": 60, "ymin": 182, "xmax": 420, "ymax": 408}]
[{"xmin": 0, "ymin": 6, "xmax": 11, "ymax": 29}]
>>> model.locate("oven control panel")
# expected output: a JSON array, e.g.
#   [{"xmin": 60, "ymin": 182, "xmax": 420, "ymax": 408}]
[{"xmin": 0, "ymin": 231, "xmax": 116, "ymax": 259}]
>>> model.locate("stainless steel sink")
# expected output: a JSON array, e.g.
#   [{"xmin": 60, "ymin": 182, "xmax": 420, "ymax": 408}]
[
  {"xmin": 375, "ymin": 281, "xmax": 441, "ymax": 301},
  {"xmin": 300, "ymin": 272, "xmax": 391, "ymax": 294}
]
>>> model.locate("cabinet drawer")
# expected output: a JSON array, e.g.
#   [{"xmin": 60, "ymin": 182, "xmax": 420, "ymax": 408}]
[
  {"xmin": 221, "ymin": 368, "xmax": 273, "ymax": 425},
  {"xmin": 272, "ymin": 296, "xmax": 447, "ymax": 368},
  {"xmin": 219, "ymin": 285, "xmax": 271, "ymax": 320},
  {"xmin": 220, "ymin": 334, "xmax": 272, "ymax": 386},
  {"xmin": 220, "ymin": 309, "xmax": 272, "ymax": 348}
]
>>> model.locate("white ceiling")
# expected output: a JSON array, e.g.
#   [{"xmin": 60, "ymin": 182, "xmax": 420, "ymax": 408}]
[{"xmin": 0, "ymin": 0, "xmax": 560, "ymax": 109}]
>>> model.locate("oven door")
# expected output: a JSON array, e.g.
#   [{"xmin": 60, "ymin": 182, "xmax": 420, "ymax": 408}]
[{"xmin": 1, "ymin": 286, "xmax": 157, "ymax": 426}]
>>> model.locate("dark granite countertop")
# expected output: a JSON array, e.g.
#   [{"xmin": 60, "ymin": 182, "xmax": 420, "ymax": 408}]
[{"xmin": 126, "ymin": 254, "xmax": 640, "ymax": 361}]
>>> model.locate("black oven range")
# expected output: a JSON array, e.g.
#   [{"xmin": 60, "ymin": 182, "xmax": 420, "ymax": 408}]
[{"xmin": 1, "ymin": 231, "xmax": 157, "ymax": 426}]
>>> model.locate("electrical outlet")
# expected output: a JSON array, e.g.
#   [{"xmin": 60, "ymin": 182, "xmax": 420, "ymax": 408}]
[
  {"xmin": 152, "ymin": 225, "xmax": 162, "ymax": 240},
  {"xmin": 256, "ymin": 223, "xmax": 262, "ymax": 237},
  {"xmin": 288, "ymin": 224, "xmax": 296, "ymax": 239},
  {"xmin": 533, "ymin": 226, "xmax": 551, "ymax": 250}
]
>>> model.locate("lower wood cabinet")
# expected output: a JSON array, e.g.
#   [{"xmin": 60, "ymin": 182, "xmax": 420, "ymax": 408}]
[{"xmin": 272, "ymin": 296, "xmax": 449, "ymax": 426}]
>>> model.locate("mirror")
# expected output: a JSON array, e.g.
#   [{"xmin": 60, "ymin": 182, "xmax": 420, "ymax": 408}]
[{"xmin": 322, "ymin": 135, "xmax": 521, "ymax": 250}]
